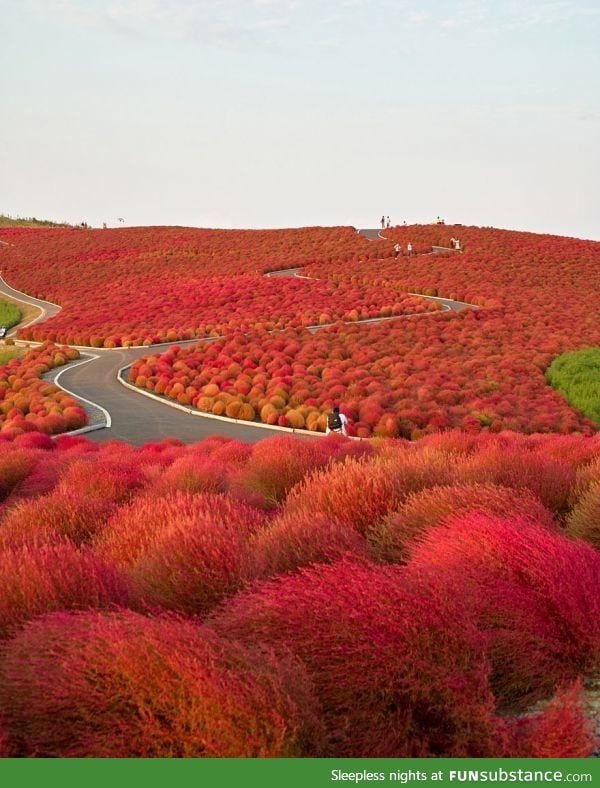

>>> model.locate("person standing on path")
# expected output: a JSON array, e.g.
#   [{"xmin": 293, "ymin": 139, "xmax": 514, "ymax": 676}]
[
  {"xmin": 380, "ymin": 215, "xmax": 385, "ymax": 229},
  {"xmin": 326, "ymin": 406, "xmax": 348, "ymax": 437},
  {"xmin": 393, "ymin": 243, "xmax": 402, "ymax": 259},
  {"xmin": 407, "ymin": 242, "xmax": 414, "ymax": 256}
]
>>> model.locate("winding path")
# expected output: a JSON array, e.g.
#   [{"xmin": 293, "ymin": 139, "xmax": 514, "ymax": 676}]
[{"xmin": 0, "ymin": 231, "xmax": 474, "ymax": 445}]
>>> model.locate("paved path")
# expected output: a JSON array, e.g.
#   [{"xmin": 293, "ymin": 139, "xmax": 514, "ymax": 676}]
[
  {"xmin": 358, "ymin": 228, "xmax": 385, "ymax": 240},
  {"xmin": 266, "ymin": 265, "xmax": 474, "ymax": 314},
  {"xmin": 57, "ymin": 346, "xmax": 299, "ymax": 446},
  {"xmin": 0, "ymin": 235, "xmax": 474, "ymax": 445}
]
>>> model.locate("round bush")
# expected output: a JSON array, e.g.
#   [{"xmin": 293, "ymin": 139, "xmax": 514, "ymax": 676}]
[
  {"xmin": 458, "ymin": 444, "xmax": 575, "ymax": 514},
  {"xmin": 405, "ymin": 513, "xmax": 600, "ymax": 707},
  {"xmin": 0, "ymin": 543, "xmax": 134, "ymax": 639},
  {"xmin": 250, "ymin": 512, "xmax": 369, "ymax": 579},
  {"xmin": 94, "ymin": 491, "xmax": 266, "ymax": 569},
  {"xmin": 232, "ymin": 435, "xmax": 334, "ymax": 507},
  {"xmin": 282, "ymin": 449, "xmax": 458, "ymax": 535},
  {"xmin": 210, "ymin": 557, "xmax": 498, "ymax": 757},
  {"xmin": 56, "ymin": 457, "xmax": 147, "ymax": 504},
  {"xmin": 0, "ymin": 610, "xmax": 323, "ymax": 757},
  {"xmin": 368, "ymin": 482, "xmax": 556, "ymax": 563},
  {"xmin": 505, "ymin": 681, "xmax": 598, "ymax": 758},
  {"xmin": 0, "ymin": 491, "xmax": 115, "ymax": 548},
  {"xmin": 566, "ymin": 482, "xmax": 600, "ymax": 548}
]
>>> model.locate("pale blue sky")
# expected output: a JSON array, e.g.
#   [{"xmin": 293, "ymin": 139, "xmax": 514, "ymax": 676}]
[{"xmin": 2, "ymin": 0, "xmax": 599, "ymax": 238}]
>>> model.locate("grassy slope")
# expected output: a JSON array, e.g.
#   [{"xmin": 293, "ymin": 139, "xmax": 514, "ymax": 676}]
[
  {"xmin": 0, "ymin": 348, "xmax": 23, "ymax": 364},
  {"xmin": 546, "ymin": 347, "xmax": 600, "ymax": 426},
  {"xmin": 0, "ymin": 301, "xmax": 22, "ymax": 328},
  {"xmin": 0, "ymin": 214, "xmax": 72, "ymax": 228}
]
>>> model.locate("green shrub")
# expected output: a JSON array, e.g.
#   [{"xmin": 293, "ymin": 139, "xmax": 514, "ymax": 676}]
[
  {"xmin": 546, "ymin": 348, "xmax": 600, "ymax": 426},
  {"xmin": 0, "ymin": 301, "xmax": 21, "ymax": 329},
  {"xmin": 0, "ymin": 348, "xmax": 21, "ymax": 364}
]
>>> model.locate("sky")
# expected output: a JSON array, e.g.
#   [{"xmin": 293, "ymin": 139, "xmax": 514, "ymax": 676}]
[{"xmin": 1, "ymin": 0, "xmax": 599, "ymax": 239}]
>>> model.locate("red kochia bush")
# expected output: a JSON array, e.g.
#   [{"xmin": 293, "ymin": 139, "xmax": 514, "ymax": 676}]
[
  {"xmin": 210, "ymin": 558, "xmax": 498, "ymax": 757},
  {"xmin": 0, "ymin": 720, "xmax": 9, "ymax": 757},
  {"xmin": 0, "ymin": 448, "xmax": 39, "ymax": 501},
  {"xmin": 56, "ymin": 457, "xmax": 147, "ymax": 504},
  {"xmin": 249, "ymin": 512, "xmax": 369, "ymax": 579},
  {"xmin": 0, "ymin": 544, "xmax": 133, "ymax": 639},
  {"xmin": 281, "ymin": 449, "xmax": 458, "ymax": 535},
  {"xmin": 566, "ymin": 482, "xmax": 600, "ymax": 549},
  {"xmin": 12, "ymin": 431, "xmax": 55, "ymax": 451},
  {"xmin": 94, "ymin": 490, "xmax": 266, "ymax": 568},
  {"xmin": 569, "ymin": 455, "xmax": 600, "ymax": 505},
  {"xmin": 528, "ymin": 433, "xmax": 600, "ymax": 470},
  {"xmin": 0, "ymin": 610, "xmax": 323, "ymax": 757},
  {"xmin": 5, "ymin": 454, "xmax": 66, "ymax": 502},
  {"xmin": 459, "ymin": 444, "xmax": 576, "ymax": 514},
  {"xmin": 507, "ymin": 680, "xmax": 598, "ymax": 758},
  {"xmin": 53, "ymin": 434, "xmax": 100, "ymax": 453},
  {"xmin": 368, "ymin": 482, "xmax": 556, "ymax": 563},
  {"xmin": 232, "ymin": 434, "xmax": 335, "ymax": 507},
  {"xmin": 152, "ymin": 454, "xmax": 231, "ymax": 495},
  {"xmin": 405, "ymin": 513, "xmax": 600, "ymax": 707},
  {"xmin": 129, "ymin": 512, "xmax": 255, "ymax": 616},
  {"xmin": 94, "ymin": 491, "xmax": 267, "ymax": 615},
  {"xmin": 0, "ymin": 491, "xmax": 116, "ymax": 548}
]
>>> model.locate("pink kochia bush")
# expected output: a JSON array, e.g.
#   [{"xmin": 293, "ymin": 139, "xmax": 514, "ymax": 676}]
[
  {"xmin": 0, "ymin": 610, "xmax": 323, "ymax": 757},
  {"xmin": 209, "ymin": 557, "xmax": 499, "ymax": 757},
  {"xmin": 404, "ymin": 513, "xmax": 600, "ymax": 707}
]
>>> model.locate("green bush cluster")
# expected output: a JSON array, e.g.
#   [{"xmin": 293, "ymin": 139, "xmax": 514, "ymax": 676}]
[
  {"xmin": 0, "ymin": 349, "xmax": 21, "ymax": 365},
  {"xmin": 0, "ymin": 213, "xmax": 71, "ymax": 227},
  {"xmin": 546, "ymin": 347, "xmax": 600, "ymax": 426},
  {"xmin": 0, "ymin": 301, "xmax": 22, "ymax": 330}
]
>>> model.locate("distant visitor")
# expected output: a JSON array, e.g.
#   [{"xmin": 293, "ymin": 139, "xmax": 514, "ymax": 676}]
[{"xmin": 326, "ymin": 406, "xmax": 348, "ymax": 437}]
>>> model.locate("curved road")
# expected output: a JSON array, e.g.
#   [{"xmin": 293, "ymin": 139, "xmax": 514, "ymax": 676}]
[{"xmin": 0, "ymin": 232, "xmax": 474, "ymax": 445}]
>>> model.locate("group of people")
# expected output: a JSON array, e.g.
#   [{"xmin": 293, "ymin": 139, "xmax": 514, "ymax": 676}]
[
  {"xmin": 393, "ymin": 241, "xmax": 414, "ymax": 259},
  {"xmin": 449, "ymin": 237, "xmax": 462, "ymax": 250},
  {"xmin": 381, "ymin": 217, "xmax": 410, "ymax": 230}
]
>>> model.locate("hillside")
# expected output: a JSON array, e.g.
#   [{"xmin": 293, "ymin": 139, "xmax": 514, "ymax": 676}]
[
  {"xmin": 0, "ymin": 214, "xmax": 73, "ymax": 229},
  {"xmin": 1, "ymin": 222, "xmax": 597, "ymax": 439},
  {"xmin": 0, "ymin": 221, "xmax": 599, "ymax": 758}
]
